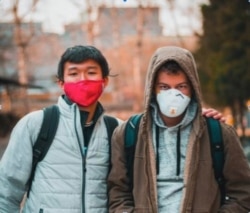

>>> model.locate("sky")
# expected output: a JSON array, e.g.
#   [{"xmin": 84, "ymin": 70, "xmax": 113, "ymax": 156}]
[{"xmin": 0, "ymin": 0, "xmax": 208, "ymax": 35}]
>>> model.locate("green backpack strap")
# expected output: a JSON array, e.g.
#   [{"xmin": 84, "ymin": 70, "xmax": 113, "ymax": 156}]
[
  {"xmin": 103, "ymin": 115, "xmax": 119, "ymax": 171},
  {"xmin": 27, "ymin": 105, "xmax": 60, "ymax": 197},
  {"xmin": 206, "ymin": 117, "xmax": 225, "ymax": 204},
  {"xmin": 124, "ymin": 113, "xmax": 143, "ymax": 188}
]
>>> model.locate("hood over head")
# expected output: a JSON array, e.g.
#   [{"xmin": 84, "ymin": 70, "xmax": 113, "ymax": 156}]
[{"xmin": 144, "ymin": 46, "xmax": 203, "ymax": 116}]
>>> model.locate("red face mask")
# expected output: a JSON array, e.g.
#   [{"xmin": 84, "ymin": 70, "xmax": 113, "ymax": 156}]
[{"xmin": 64, "ymin": 80, "xmax": 105, "ymax": 107}]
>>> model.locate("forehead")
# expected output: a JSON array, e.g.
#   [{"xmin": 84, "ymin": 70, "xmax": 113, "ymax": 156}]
[
  {"xmin": 64, "ymin": 59, "xmax": 101, "ymax": 70},
  {"xmin": 155, "ymin": 70, "xmax": 188, "ymax": 83}
]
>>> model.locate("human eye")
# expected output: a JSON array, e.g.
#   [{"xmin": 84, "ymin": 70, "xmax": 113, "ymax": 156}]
[
  {"xmin": 88, "ymin": 71, "xmax": 97, "ymax": 75},
  {"xmin": 69, "ymin": 71, "xmax": 78, "ymax": 76},
  {"xmin": 158, "ymin": 84, "xmax": 169, "ymax": 90},
  {"xmin": 87, "ymin": 68, "xmax": 99, "ymax": 76},
  {"xmin": 177, "ymin": 83, "xmax": 189, "ymax": 91}
]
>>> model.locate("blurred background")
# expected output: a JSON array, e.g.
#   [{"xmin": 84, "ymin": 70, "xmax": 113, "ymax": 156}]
[{"xmin": 0, "ymin": 0, "xmax": 249, "ymax": 160}]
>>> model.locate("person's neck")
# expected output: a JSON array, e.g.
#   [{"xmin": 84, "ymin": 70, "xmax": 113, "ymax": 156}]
[
  {"xmin": 160, "ymin": 112, "xmax": 185, "ymax": 127},
  {"xmin": 79, "ymin": 102, "xmax": 98, "ymax": 123}
]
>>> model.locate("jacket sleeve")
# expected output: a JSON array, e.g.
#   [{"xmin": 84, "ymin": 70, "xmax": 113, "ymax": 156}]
[
  {"xmin": 108, "ymin": 122, "xmax": 134, "ymax": 213},
  {"xmin": 0, "ymin": 111, "xmax": 43, "ymax": 212},
  {"xmin": 219, "ymin": 124, "xmax": 250, "ymax": 212}
]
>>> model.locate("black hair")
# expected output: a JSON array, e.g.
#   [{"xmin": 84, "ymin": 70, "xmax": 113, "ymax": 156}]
[
  {"xmin": 153, "ymin": 60, "xmax": 183, "ymax": 86},
  {"xmin": 158, "ymin": 60, "xmax": 183, "ymax": 73},
  {"xmin": 57, "ymin": 45, "xmax": 109, "ymax": 81}
]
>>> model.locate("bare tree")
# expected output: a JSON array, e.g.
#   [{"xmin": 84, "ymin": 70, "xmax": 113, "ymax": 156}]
[
  {"xmin": 4, "ymin": 0, "xmax": 40, "ymax": 114},
  {"xmin": 132, "ymin": 4, "xmax": 144, "ymax": 112},
  {"xmin": 165, "ymin": 0, "xmax": 186, "ymax": 47},
  {"xmin": 71, "ymin": 0, "xmax": 105, "ymax": 45},
  {"xmin": 132, "ymin": 0, "xmax": 155, "ymax": 111},
  {"xmin": 110, "ymin": 1, "xmax": 120, "ymax": 48},
  {"xmin": 164, "ymin": 0, "xmax": 203, "ymax": 47},
  {"xmin": 85, "ymin": 0, "xmax": 96, "ymax": 45}
]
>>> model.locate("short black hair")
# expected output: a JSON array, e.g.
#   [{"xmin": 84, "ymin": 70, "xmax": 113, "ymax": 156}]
[
  {"xmin": 57, "ymin": 45, "xmax": 109, "ymax": 81},
  {"xmin": 153, "ymin": 60, "xmax": 184, "ymax": 85},
  {"xmin": 158, "ymin": 60, "xmax": 183, "ymax": 73}
]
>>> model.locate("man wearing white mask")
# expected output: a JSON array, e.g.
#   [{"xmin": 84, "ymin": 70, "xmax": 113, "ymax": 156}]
[{"xmin": 108, "ymin": 46, "xmax": 250, "ymax": 212}]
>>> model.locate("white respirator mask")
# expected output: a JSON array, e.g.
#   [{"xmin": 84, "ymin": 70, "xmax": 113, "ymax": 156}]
[{"xmin": 156, "ymin": 89, "xmax": 191, "ymax": 117}]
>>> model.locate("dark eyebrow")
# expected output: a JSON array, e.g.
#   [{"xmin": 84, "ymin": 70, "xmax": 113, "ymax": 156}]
[
  {"xmin": 67, "ymin": 65, "xmax": 98, "ymax": 71},
  {"xmin": 86, "ymin": 65, "xmax": 99, "ymax": 70},
  {"xmin": 156, "ymin": 82, "xmax": 169, "ymax": 86},
  {"xmin": 67, "ymin": 65, "xmax": 78, "ymax": 71},
  {"xmin": 177, "ymin": 82, "xmax": 189, "ymax": 85}
]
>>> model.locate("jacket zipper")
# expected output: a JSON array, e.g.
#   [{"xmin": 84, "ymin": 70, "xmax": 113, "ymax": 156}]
[{"xmin": 74, "ymin": 107, "xmax": 86, "ymax": 213}]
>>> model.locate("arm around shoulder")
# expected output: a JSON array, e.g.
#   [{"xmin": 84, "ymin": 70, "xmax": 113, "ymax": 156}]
[
  {"xmin": 0, "ymin": 110, "xmax": 43, "ymax": 212},
  {"xmin": 219, "ymin": 123, "xmax": 250, "ymax": 212},
  {"xmin": 108, "ymin": 122, "xmax": 134, "ymax": 213}
]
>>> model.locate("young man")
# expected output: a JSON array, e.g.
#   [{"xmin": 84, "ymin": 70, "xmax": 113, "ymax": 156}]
[
  {"xmin": 108, "ymin": 46, "xmax": 250, "ymax": 212},
  {"xmin": 0, "ymin": 45, "xmax": 225, "ymax": 213},
  {"xmin": 0, "ymin": 45, "xmax": 122, "ymax": 212}
]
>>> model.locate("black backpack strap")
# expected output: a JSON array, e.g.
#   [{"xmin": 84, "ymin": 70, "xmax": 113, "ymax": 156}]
[
  {"xmin": 103, "ymin": 115, "xmax": 119, "ymax": 171},
  {"xmin": 124, "ymin": 113, "xmax": 143, "ymax": 188},
  {"xmin": 26, "ymin": 105, "xmax": 60, "ymax": 197},
  {"xmin": 103, "ymin": 115, "xmax": 119, "ymax": 144},
  {"xmin": 206, "ymin": 117, "xmax": 225, "ymax": 204}
]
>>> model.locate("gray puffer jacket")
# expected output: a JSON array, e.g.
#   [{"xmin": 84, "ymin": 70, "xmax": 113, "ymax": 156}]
[{"xmin": 0, "ymin": 96, "xmax": 121, "ymax": 213}]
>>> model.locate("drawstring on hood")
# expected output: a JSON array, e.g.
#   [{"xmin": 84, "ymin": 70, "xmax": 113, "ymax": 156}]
[
  {"xmin": 152, "ymin": 100, "xmax": 197, "ymax": 177},
  {"xmin": 176, "ymin": 126, "xmax": 181, "ymax": 176},
  {"xmin": 156, "ymin": 126, "xmax": 160, "ymax": 174}
]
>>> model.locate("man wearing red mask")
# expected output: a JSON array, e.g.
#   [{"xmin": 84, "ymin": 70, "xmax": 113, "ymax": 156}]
[
  {"xmin": 0, "ymin": 45, "xmax": 224, "ymax": 213},
  {"xmin": 0, "ymin": 45, "xmax": 122, "ymax": 213}
]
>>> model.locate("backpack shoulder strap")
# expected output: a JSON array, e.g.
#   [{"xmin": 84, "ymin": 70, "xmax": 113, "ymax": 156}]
[
  {"xmin": 206, "ymin": 117, "xmax": 225, "ymax": 204},
  {"xmin": 33, "ymin": 105, "xmax": 60, "ymax": 161},
  {"xmin": 124, "ymin": 113, "xmax": 143, "ymax": 188},
  {"xmin": 125, "ymin": 114, "xmax": 143, "ymax": 147},
  {"xmin": 103, "ymin": 115, "xmax": 119, "ymax": 144},
  {"xmin": 27, "ymin": 105, "xmax": 60, "ymax": 197},
  {"xmin": 103, "ymin": 115, "xmax": 119, "ymax": 172}
]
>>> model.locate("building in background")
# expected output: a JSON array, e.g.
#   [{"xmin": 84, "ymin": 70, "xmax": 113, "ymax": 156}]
[{"xmin": 0, "ymin": 6, "xmax": 198, "ymax": 118}]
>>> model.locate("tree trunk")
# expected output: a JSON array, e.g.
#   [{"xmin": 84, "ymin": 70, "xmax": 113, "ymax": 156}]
[
  {"xmin": 85, "ymin": 0, "xmax": 95, "ymax": 45},
  {"xmin": 133, "ymin": 6, "xmax": 144, "ymax": 112},
  {"xmin": 13, "ymin": 4, "xmax": 29, "ymax": 114}
]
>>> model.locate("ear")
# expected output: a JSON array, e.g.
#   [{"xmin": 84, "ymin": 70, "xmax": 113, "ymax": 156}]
[
  {"xmin": 57, "ymin": 79, "xmax": 64, "ymax": 90},
  {"xmin": 103, "ymin": 77, "xmax": 109, "ymax": 88}
]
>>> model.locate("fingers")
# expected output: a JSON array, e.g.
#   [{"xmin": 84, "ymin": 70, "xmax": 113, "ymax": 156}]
[
  {"xmin": 218, "ymin": 116, "xmax": 226, "ymax": 123},
  {"xmin": 202, "ymin": 108, "xmax": 226, "ymax": 123},
  {"xmin": 202, "ymin": 108, "xmax": 217, "ymax": 117},
  {"xmin": 213, "ymin": 113, "xmax": 226, "ymax": 123}
]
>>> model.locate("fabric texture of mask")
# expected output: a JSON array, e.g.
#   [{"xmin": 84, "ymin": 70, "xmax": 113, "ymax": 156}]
[
  {"xmin": 64, "ymin": 80, "xmax": 104, "ymax": 107},
  {"xmin": 156, "ymin": 89, "xmax": 191, "ymax": 117}
]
